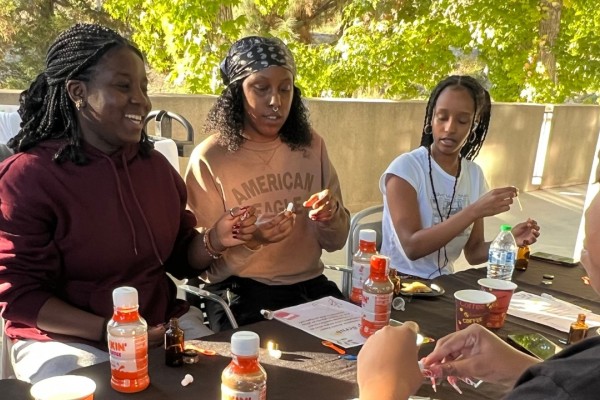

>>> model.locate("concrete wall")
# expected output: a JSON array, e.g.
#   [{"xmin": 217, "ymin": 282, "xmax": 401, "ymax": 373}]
[
  {"xmin": 541, "ymin": 105, "xmax": 600, "ymax": 189},
  {"xmin": 1, "ymin": 90, "xmax": 598, "ymax": 212},
  {"xmin": 476, "ymin": 103, "xmax": 546, "ymax": 192}
]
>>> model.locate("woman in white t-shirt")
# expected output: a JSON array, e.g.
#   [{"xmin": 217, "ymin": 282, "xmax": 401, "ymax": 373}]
[{"xmin": 380, "ymin": 75, "xmax": 540, "ymax": 279}]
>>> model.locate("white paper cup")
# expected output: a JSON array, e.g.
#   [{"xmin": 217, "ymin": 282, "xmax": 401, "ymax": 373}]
[
  {"xmin": 454, "ymin": 289, "xmax": 497, "ymax": 331},
  {"xmin": 30, "ymin": 375, "xmax": 96, "ymax": 400}
]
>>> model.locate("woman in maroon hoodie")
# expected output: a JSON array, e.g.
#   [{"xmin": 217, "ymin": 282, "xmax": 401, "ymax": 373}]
[{"xmin": 0, "ymin": 23, "xmax": 256, "ymax": 383}]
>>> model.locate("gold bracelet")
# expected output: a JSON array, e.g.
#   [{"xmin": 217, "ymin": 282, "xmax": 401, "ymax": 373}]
[{"xmin": 203, "ymin": 227, "xmax": 222, "ymax": 259}]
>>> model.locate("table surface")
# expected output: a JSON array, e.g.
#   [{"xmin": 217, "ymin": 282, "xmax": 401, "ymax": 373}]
[{"xmin": 4, "ymin": 260, "xmax": 598, "ymax": 400}]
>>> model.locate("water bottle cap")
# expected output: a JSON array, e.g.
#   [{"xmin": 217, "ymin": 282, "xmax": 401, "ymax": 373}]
[
  {"xmin": 231, "ymin": 331, "xmax": 260, "ymax": 356},
  {"xmin": 500, "ymin": 224, "xmax": 512, "ymax": 231},
  {"xmin": 359, "ymin": 229, "xmax": 377, "ymax": 243},
  {"xmin": 112, "ymin": 286, "xmax": 138, "ymax": 308}
]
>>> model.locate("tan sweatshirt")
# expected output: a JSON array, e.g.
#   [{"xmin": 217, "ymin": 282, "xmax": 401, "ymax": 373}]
[{"xmin": 185, "ymin": 132, "xmax": 350, "ymax": 285}]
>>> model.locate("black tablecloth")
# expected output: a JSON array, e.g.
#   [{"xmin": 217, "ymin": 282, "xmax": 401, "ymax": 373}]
[
  {"xmin": 3, "ymin": 260, "xmax": 597, "ymax": 400},
  {"xmin": 397, "ymin": 260, "xmax": 599, "ymax": 399}
]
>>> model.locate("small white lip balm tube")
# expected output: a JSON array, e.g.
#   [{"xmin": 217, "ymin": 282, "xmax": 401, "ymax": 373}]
[{"xmin": 286, "ymin": 202, "xmax": 294, "ymax": 212}]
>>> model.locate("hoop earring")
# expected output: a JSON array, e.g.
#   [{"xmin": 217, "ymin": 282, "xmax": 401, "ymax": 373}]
[
  {"xmin": 424, "ymin": 124, "xmax": 432, "ymax": 135},
  {"xmin": 468, "ymin": 131, "xmax": 477, "ymax": 144}
]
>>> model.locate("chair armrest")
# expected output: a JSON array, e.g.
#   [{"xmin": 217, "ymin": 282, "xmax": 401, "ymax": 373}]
[
  {"xmin": 178, "ymin": 284, "xmax": 239, "ymax": 329},
  {"xmin": 324, "ymin": 264, "xmax": 352, "ymax": 274},
  {"xmin": 324, "ymin": 264, "xmax": 352, "ymax": 299}
]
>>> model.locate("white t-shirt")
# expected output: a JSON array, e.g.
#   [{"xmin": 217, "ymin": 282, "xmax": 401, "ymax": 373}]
[
  {"xmin": 0, "ymin": 111, "xmax": 20, "ymax": 144},
  {"xmin": 379, "ymin": 146, "xmax": 488, "ymax": 278}
]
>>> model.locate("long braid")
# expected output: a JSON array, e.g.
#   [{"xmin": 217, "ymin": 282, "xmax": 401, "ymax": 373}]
[
  {"xmin": 419, "ymin": 75, "xmax": 491, "ymax": 161},
  {"xmin": 9, "ymin": 23, "xmax": 153, "ymax": 164}
]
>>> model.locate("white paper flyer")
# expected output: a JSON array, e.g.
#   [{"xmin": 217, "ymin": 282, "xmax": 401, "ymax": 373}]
[{"xmin": 273, "ymin": 296, "xmax": 366, "ymax": 348}]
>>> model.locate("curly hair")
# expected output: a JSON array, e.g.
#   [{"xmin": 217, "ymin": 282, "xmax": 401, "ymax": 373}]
[
  {"xmin": 419, "ymin": 75, "xmax": 491, "ymax": 161},
  {"xmin": 205, "ymin": 80, "xmax": 312, "ymax": 152},
  {"xmin": 8, "ymin": 23, "xmax": 153, "ymax": 165}
]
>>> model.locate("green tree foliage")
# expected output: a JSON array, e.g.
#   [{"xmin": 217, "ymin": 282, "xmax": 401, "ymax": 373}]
[
  {"xmin": 0, "ymin": 0, "xmax": 120, "ymax": 89},
  {"xmin": 1, "ymin": 0, "xmax": 599, "ymax": 103},
  {"xmin": 103, "ymin": 0, "xmax": 247, "ymax": 94}
]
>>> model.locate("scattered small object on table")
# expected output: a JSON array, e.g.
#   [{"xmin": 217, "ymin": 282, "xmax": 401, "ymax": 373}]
[
  {"xmin": 182, "ymin": 349, "xmax": 200, "ymax": 364},
  {"xmin": 181, "ymin": 374, "xmax": 194, "ymax": 386},
  {"xmin": 260, "ymin": 309, "xmax": 274, "ymax": 320}
]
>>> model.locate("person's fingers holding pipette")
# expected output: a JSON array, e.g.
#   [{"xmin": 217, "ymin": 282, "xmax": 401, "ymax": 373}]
[
  {"xmin": 471, "ymin": 187, "xmax": 518, "ymax": 218},
  {"xmin": 423, "ymin": 324, "xmax": 539, "ymax": 387}
]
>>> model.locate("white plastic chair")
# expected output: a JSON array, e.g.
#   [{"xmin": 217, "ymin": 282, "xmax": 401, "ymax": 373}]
[
  {"xmin": 148, "ymin": 112, "xmax": 238, "ymax": 332},
  {"xmin": 153, "ymin": 138, "xmax": 179, "ymax": 172}
]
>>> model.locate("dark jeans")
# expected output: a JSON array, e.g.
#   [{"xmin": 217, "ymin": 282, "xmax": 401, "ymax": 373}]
[{"xmin": 192, "ymin": 275, "xmax": 344, "ymax": 332}]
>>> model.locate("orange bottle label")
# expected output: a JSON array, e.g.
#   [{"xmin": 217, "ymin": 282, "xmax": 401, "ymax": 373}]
[
  {"xmin": 109, "ymin": 334, "xmax": 149, "ymax": 391},
  {"xmin": 360, "ymin": 291, "xmax": 392, "ymax": 337}
]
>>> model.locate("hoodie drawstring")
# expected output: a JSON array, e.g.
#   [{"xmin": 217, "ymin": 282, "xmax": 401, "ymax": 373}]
[
  {"xmin": 121, "ymin": 152, "xmax": 164, "ymax": 265},
  {"xmin": 101, "ymin": 152, "xmax": 163, "ymax": 265}
]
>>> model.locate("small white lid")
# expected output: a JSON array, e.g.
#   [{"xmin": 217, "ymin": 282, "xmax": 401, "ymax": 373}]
[
  {"xmin": 359, "ymin": 229, "xmax": 377, "ymax": 243},
  {"xmin": 112, "ymin": 286, "xmax": 138, "ymax": 308},
  {"xmin": 231, "ymin": 331, "xmax": 260, "ymax": 356}
]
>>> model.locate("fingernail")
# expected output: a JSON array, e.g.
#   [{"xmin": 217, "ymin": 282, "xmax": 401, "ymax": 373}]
[
  {"xmin": 233, "ymin": 224, "xmax": 240, "ymax": 229},
  {"xmin": 232, "ymin": 235, "xmax": 238, "ymax": 239},
  {"xmin": 232, "ymin": 229, "xmax": 239, "ymax": 234}
]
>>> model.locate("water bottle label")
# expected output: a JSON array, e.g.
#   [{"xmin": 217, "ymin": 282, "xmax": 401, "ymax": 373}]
[
  {"xmin": 221, "ymin": 384, "xmax": 266, "ymax": 400},
  {"xmin": 488, "ymin": 250, "xmax": 515, "ymax": 266}
]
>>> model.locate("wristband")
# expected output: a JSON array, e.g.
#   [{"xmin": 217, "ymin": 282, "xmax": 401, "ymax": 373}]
[{"xmin": 203, "ymin": 227, "xmax": 222, "ymax": 259}]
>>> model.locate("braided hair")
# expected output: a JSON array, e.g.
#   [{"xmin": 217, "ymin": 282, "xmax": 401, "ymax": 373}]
[
  {"xmin": 419, "ymin": 75, "xmax": 491, "ymax": 161},
  {"xmin": 8, "ymin": 23, "xmax": 153, "ymax": 164},
  {"xmin": 205, "ymin": 80, "xmax": 312, "ymax": 152}
]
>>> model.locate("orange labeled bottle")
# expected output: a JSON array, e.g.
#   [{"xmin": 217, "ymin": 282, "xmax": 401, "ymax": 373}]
[
  {"xmin": 108, "ymin": 286, "xmax": 150, "ymax": 393},
  {"xmin": 567, "ymin": 313, "xmax": 589, "ymax": 344},
  {"xmin": 515, "ymin": 244, "xmax": 530, "ymax": 271},
  {"xmin": 360, "ymin": 255, "xmax": 394, "ymax": 338},
  {"xmin": 350, "ymin": 229, "xmax": 378, "ymax": 304},
  {"xmin": 221, "ymin": 331, "xmax": 267, "ymax": 400}
]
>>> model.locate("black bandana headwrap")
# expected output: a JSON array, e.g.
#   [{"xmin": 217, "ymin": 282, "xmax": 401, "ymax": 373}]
[{"xmin": 220, "ymin": 36, "xmax": 296, "ymax": 86}]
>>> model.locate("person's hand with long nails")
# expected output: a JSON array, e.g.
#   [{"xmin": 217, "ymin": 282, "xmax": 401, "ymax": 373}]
[{"xmin": 303, "ymin": 189, "xmax": 338, "ymax": 222}]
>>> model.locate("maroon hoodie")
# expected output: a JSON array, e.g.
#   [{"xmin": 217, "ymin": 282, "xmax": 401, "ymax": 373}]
[{"xmin": 0, "ymin": 139, "xmax": 199, "ymax": 343}]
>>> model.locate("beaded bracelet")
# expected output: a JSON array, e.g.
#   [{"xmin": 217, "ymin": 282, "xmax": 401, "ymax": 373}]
[{"xmin": 203, "ymin": 227, "xmax": 222, "ymax": 259}]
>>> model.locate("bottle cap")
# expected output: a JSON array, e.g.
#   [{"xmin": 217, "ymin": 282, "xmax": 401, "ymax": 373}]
[
  {"xmin": 359, "ymin": 229, "xmax": 377, "ymax": 243},
  {"xmin": 500, "ymin": 224, "xmax": 512, "ymax": 231},
  {"xmin": 112, "ymin": 286, "xmax": 138, "ymax": 308},
  {"xmin": 231, "ymin": 331, "xmax": 260, "ymax": 357},
  {"xmin": 370, "ymin": 255, "xmax": 389, "ymax": 275}
]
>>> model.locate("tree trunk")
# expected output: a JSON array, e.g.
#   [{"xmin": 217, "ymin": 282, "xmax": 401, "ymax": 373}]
[{"xmin": 539, "ymin": 0, "xmax": 562, "ymax": 85}]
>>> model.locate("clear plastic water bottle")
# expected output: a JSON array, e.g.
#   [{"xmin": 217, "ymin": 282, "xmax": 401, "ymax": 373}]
[
  {"xmin": 108, "ymin": 286, "xmax": 150, "ymax": 393},
  {"xmin": 487, "ymin": 224, "xmax": 517, "ymax": 280},
  {"xmin": 350, "ymin": 229, "xmax": 378, "ymax": 305}
]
